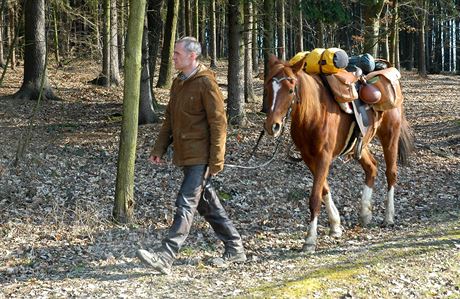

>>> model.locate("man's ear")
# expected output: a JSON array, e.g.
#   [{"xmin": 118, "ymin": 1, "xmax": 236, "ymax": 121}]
[{"xmin": 191, "ymin": 51, "xmax": 198, "ymax": 60}]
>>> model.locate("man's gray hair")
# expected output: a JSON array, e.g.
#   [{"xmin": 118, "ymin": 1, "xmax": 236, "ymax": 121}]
[{"xmin": 177, "ymin": 36, "xmax": 202, "ymax": 58}]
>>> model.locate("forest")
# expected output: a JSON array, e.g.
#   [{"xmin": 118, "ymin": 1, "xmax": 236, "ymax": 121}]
[{"xmin": 0, "ymin": 0, "xmax": 459, "ymax": 297}]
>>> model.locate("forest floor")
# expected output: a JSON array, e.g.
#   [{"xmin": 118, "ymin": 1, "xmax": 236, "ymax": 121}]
[{"xmin": 0, "ymin": 60, "xmax": 459, "ymax": 298}]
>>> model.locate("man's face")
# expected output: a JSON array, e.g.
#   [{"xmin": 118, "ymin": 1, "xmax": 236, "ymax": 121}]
[{"xmin": 173, "ymin": 42, "xmax": 195, "ymax": 72}]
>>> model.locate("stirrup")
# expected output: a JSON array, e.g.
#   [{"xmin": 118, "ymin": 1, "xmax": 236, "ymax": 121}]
[{"xmin": 354, "ymin": 136, "xmax": 363, "ymax": 160}]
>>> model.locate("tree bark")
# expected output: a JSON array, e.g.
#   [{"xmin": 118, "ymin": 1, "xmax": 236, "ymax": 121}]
[
  {"xmin": 118, "ymin": 0, "xmax": 125, "ymax": 68},
  {"xmin": 110, "ymin": 0, "xmax": 121, "ymax": 85},
  {"xmin": 209, "ymin": 0, "xmax": 217, "ymax": 68},
  {"xmin": 156, "ymin": 0, "xmax": 179, "ymax": 88},
  {"xmin": 193, "ymin": 0, "xmax": 198, "ymax": 38},
  {"xmin": 227, "ymin": 0, "xmax": 246, "ymax": 126},
  {"xmin": 113, "ymin": 0, "xmax": 147, "ymax": 224},
  {"xmin": 13, "ymin": 0, "xmax": 58, "ymax": 101},
  {"xmin": 389, "ymin": 0, "xmax": 398, "ymax": 66},
  {"xmin": 295, "ymin": 0, "xmax": 303, "ymax": 53},
  {"xmin": 262, "ymin": 0, "xmax": 274, "ymax": 113},
  {"xmin": 251, "ymin": 0, "xmax": 258, "ymax": 74},
  {"xmin": 8, "ymin": 1, "xmax": 16, "ymax": 70},
  {"xmin": 277, "ymin": 0, "xmax": 286, "ymax": 60},
  {"xmin": 456, "ymin": 14, "xmax": 460, "ymax": 74},
  {"xmin": 362, "ymin": 0, "xmax": 385, "ymax": 57},
  {"xmin": 417, "ymin": 0, "xmax": 427, "ymax": 77},
  {"xmin": 0, "ymin": 1, "xmax": 5, "ymax": 67},
  {"xmin": 185, "ymin": 0, "xmax": 191, "ymax": 36},
  {"xmin": 147, "ymin": 0, "xmax": 164, "ymax": 85},
  {"xmin": 244, "ymin": 0, "xmax": 254, "ymax": 103},
  {"xmin": 139, "ymin": 19, "xmax": 158, "ymax": 125},
  {"xmin": 103, "ymin": 0, "xmax": 111, "ymax": 86}
]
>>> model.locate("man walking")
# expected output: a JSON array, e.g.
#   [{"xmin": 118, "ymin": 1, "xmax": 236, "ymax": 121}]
[{"xmin": 136, "ymin": 37, "xmax": 246, "ymax": 274}]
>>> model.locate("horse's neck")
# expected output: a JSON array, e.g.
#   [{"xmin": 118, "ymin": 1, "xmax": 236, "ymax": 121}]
[{"xmin": 294, "ymin": 73, "xmax": 323, "ymax": 125}]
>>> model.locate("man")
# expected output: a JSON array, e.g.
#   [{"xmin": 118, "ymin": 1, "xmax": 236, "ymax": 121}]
[{"xmin": 136, "ymin": 37, "xmax": 246, "ymax": 275}]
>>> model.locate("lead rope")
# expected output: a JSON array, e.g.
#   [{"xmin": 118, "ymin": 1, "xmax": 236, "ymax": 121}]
[{"xmin": 224, "ymin": 85, "xmax": 298, "ymax": 170}]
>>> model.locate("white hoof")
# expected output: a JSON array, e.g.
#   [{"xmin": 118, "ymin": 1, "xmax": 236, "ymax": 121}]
[
  {"xmin": 329, "ymin": 226, "xmax": 343, "ymax": 238},
  {"xmin": 360, "ymin": 212, "xmax": 373, "ymax": 227},
  {"xmin": 302, "ymin": 243, "xmax": 316, "ymax": 253}
]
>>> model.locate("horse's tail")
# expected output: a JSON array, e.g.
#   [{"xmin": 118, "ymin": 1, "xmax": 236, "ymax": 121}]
[{"xmin": 398, "ymin": 112, "xmax": 414, "ymax": 166}]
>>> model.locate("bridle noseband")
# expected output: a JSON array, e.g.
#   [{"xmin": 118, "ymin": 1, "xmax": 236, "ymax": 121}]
[{"xmin": 269, "ymin": 74, "xmax": 300, "ymax": 127}]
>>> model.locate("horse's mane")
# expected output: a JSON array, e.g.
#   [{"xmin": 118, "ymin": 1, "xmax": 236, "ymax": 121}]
[
  {"xmin": 265, "ymin": 62, "xmax": 322, "ymax": 123},
  {"xmin": 290, "ymin": 68, "xmax": 321, "ymax": 123}
]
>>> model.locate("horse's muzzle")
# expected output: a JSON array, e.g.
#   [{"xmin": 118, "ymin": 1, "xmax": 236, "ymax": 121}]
[{"xmin": 264, "ymin": 121, "xmax": 282, "ymax": 138}]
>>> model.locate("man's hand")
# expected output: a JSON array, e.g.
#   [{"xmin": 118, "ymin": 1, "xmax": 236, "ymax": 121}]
[{"xmin": 148, "ymin": 155, "xmax": 163, "ymax": 164}]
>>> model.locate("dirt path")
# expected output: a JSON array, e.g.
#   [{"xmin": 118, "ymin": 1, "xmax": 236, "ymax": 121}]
[{"xmin": 0, "ymin": 63, "xmax": 459, "ymax": 298}]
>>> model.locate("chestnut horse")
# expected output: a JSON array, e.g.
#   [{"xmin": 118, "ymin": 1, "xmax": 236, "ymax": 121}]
[{"xmin": 264, "ymin": 55, "xmax": 413, "ymax": 252}]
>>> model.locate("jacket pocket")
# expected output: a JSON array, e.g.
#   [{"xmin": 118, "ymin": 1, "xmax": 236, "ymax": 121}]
[{"xmin": 183, "ymin": 93, "xmax": 204, "ymax": 115}]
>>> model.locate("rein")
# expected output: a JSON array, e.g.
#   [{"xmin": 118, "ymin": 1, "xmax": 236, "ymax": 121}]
[
  {"xmin": 224, "ymin": 128, "xmax": 287, "ymax": 170},
  {"xmin": 224, "ymin": 72, "xmax": 299, "ymax": 170}
]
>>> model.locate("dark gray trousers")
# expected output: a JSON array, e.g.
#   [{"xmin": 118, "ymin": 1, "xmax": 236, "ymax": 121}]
[{"xmin": 161, "ymin": 165, "xmax": 244, "ymax": 260}]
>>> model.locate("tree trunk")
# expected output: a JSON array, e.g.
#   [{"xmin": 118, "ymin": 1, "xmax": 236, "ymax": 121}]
[
  {"xmin": 455, "ymin": 18, "xmax": 460, "ymax": 75},
  {"xmin": 102, "ymin": 0, "xmax": 111, "ymax": 86},
  {"xmin": 52, "ymin": 3, "xmax": 61, "ymax": 67},
  {"xmin": 200, "ymin": 1, "xmax": 207, "ymax": 57},
  {"xmin": 0, "ymin": 1, "xmax": 5, "ymax": 67},
  {"xmin": 418, "ymin": 0, "xmax": 427, "ymax": 77},
  {"xmin": 113, "ymin": 0, "xmax": 147, "ymax": 224},
  {"xmin": 227, "ymin": 0, "xmax": 246, "ymax": 126},
  {"xmin": 156, "ymin": 0, "xmax": 179, "ymax": 88},
  {"xmin": 185, "ymin": 0, "xmax": 191, "ymax": 36},
  {"xmin": 362, "ymin": 0, "xmax": 385, "ymax": 57},
  {"xmin": 118, "ymin": 0, "xmax": 125, "ymax": 68},
  {"xmin": 8, "ymin": 1, "xmax": 15, "ymax": 70},
  {"xmin": 316, "ymin": 21, "xmax": 325, "ymax": 48},
  {"xmin": 262, "ymin": 0, "xmax": 274, "ymax": 113},
  {"xmin": 193, "ymin": 0, "xmax": 198, "ymax": 38},
  {"xmin": 244, "ymin": 0, "xmax": 254, "ymax": 103},
  {"xmin": 178, "ymin": 0, "xmax": 185, "ymax": 36},
  {"xmin": 139, "ymin": 19, "xmax": 158, "ymax": 125},
  {"xmin": 13, "ymin": 0, "xmax": 58, "ymax": 101},
  {"xmin": 251, "ymin": 0, "xmax": 259, "ymax": 73},
  {"xmin": 110, "ymin": 0, "xmax": 120, "ymax": 85},
  {"xmin": 209, "ymin": 0, "xmax": 217, "ymax": 68},
  {"xmin": 389, "ymin": 0, "xmax": 398, "ymax": 66},
  {"xmin": 408, "ymin": 32, "xmax": 414, "ymax": 71},
  {"xmin": 295, "ymin": 0, "xmax": 303, "ymax": 52},
  {"xmin": 277, "ymin": 0, "xmax": 286, "ymax": 60},
  {"xmin": 147, "ymin": 0, "xmax": 164, "ymax": 86}
]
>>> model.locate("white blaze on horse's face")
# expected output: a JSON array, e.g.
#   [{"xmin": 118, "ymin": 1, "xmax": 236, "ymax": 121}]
[{"xmin": 271, "ymin": 80, "xmax": 282, "ymax": 113}]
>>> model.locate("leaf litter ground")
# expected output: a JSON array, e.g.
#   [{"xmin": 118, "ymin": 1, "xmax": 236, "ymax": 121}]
[{"xmin": 0, "ymin": 61, "xmax": 459, "ymax": 298}]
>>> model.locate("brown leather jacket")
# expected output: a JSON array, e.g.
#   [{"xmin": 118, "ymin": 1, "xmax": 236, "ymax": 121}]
[{"xmin": 151, "ymin": 64, "xmax": 227, "ymax": 175}]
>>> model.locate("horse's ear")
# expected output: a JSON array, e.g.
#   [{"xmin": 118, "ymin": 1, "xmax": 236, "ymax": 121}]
[
  {"xmin": 268, "ymin": 54, "xmax": 280, "ymax": 67},
  {"xmin": 290, "ymin": 54, "xmax": 307, "ymax": 74}
]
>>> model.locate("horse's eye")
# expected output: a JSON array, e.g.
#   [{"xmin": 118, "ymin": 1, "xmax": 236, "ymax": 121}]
[{"xmin": 289, "ymin": 89, "xmax": 294, "ymax": 94}]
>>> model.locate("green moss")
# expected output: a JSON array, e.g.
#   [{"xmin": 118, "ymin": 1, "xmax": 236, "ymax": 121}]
[
  {"xmin": 251, "ymin": 264, "xmax": 363, "ymax": 298},
  {"xmin": 218, "ymin": 191, "xmax": 232, "ymax": 201}
]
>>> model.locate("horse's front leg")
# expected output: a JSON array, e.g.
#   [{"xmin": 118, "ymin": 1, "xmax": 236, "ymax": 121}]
[{"xmin": 303, "ymin": 158, "xmax": 331, "ymax": 252}]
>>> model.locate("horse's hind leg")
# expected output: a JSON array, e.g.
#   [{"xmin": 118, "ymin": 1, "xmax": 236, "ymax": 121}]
[
  {"xmin": 378, "ymin": 110, "xmax": 401, "ymax": 226},
  {"xmin": 322, "ymin": 182, "xmax": 342, "ymax": 237},
  {"xmin": 358, "ymin": 148, "xmax": 378, "ymax": 226},
  {"xmin": 380, "ymin": 133, "xmax": 400, "ymax": 226}
]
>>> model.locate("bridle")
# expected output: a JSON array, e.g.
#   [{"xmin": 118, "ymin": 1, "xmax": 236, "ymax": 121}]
[
  {"xmin": 223, "ymin": 70, "xmax": 300, "ymax": 170},
  {"xmin": 269, "ymin": 73, "xmax": 300, "ymax": 129}
]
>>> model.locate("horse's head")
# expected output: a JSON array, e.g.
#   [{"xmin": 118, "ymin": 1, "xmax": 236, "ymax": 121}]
[{"xmin": 264, "ymin": 54, "xmax": 304, "ymax": 138}]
